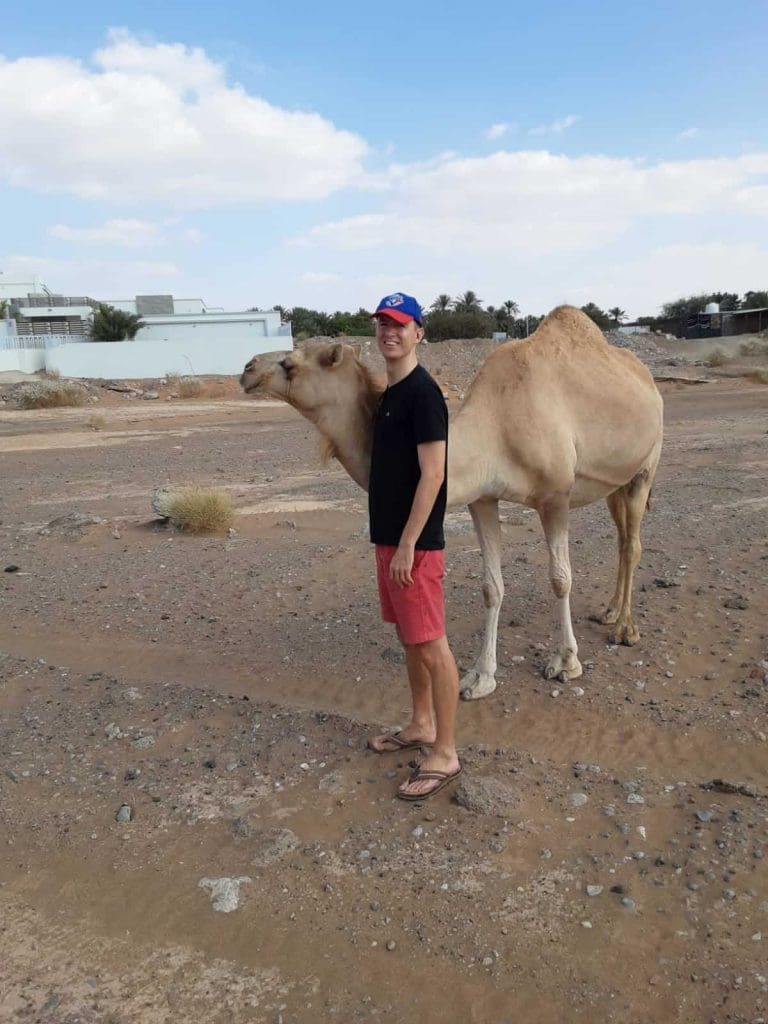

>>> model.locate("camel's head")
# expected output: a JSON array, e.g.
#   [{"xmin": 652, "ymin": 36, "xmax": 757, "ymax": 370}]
[{"xmin": 240, "ymin": 342, "xmax": 378, "ymax": 418}]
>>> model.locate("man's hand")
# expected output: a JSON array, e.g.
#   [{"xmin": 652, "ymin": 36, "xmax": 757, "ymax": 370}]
[{"xmin": 389, "ymin": 541, "xmax": 415, "ymax": 588}]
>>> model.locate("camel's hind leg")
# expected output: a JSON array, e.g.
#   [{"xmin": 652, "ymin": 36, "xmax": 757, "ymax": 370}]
[
  {"xmin": 460, "ymin": 498, "xmax": 503, "ymax": 701},
  {"xmin": 601, "ymin": 489, "xmax": 628, "ymax": 626},
  {"xmin": 608, "ymin": 465, "xmax": 656, "ymax": 647},
  {"xmin": 538, "ymin": 497, "xmax": 582, "ymax": 684}
]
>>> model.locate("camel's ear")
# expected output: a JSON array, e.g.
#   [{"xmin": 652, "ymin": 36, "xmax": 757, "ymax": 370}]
[
  {"xmin": 319, "ymin": 343, "xmax": 345, "ymax": 368},
  {"xmin": 349, "ymin": 343, "xmax": 362, "ymax": 361}
]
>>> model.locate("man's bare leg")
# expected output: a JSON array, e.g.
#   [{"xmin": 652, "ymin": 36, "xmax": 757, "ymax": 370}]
[
  {"xmin": 397, "ymin": 635, "xmax": 460, "ymax": 797},
  {"xmin": 369, "ymin": 628, "xmax": 438, "ymax": 751}
]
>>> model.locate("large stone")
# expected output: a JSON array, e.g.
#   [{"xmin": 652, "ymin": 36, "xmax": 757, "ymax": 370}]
[{"xmin": 453, "ymin": 776, "xmax": 520, "ymax": 816}]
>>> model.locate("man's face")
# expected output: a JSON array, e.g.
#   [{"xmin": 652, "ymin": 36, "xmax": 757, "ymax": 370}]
[{"xmin": 374, "ymin": 314, "xmax": 424, "ymax": 362}]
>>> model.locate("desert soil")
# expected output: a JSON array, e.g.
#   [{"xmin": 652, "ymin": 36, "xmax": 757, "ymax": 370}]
[{"xmin": 0, "ymin": 334, "xmax": 767, "ymax": 1024}]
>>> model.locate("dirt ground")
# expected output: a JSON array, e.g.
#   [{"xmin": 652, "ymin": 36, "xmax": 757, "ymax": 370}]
[{"xmin": 1, "ymin": 335, "xmax": 767, "ymax": 1024}]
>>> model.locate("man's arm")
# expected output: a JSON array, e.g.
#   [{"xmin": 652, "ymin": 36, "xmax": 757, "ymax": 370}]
[{"xmin": 389, "ymin": 440, "xmax": 446, "ymax": 588}]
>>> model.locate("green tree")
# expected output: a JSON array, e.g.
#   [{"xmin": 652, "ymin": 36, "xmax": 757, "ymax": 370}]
[
  {"xmin": 424, "ymin": 309, "xmax": 493, "ymax": 342},
  {"xmin": 580, "ymin": 302, "xmax": 611, "ymax": 330},
  {"xmin": 90, "ymin": 303, "xmax": 143, "ymax": 342},
  {"xmin": 741, "ymin": 290, "xmax": 768, "ymax": 309},
  {"xmin": 502, "ymin": 299, "xmax": 520, "ymax": 319},
  {"xmin": 608, "ymin": 307, "xmax": 627, "ymax": 326},
  {"xmin": 430, "ymin": 294, "xmax": 452, "ymax": 312},
  {"xmin": 454, "ymin": 290, "xmax": 483, "ymax": 312},
  {"xmin": 0, "ymin": 299, "xmax": 7, "ymax": 319}
]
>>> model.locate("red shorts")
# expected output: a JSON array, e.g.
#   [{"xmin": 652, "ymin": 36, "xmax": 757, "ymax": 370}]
[{"xmin": 375, "ymin": 545, "xmax": 446, "ymax": 646}]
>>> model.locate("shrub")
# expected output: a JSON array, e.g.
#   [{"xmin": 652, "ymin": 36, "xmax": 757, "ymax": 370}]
[
  {"xmin": 87, "ymin": 414, "xmax": 108, "ymax": 431},
  {"xmin": 705, "ymin": 349, "xmax": 729, "ymax": 368},
  {"xmin": 739, "ymin": 340, "xmax": 768, "ymax": 358},
  {"xmin": 165, "ymin": 487, "xmax": 234, "ymax": 534},
  {"xmin": 747, "ymin": 369, "xmax": 768, "ymax": 384},
  {"xmin": 177, "ymin": 377, "xmax": 203, "ymax": 398},
  {"xmin": 17, "ymin": 381, "xmax": 87, "ymax": 409}
]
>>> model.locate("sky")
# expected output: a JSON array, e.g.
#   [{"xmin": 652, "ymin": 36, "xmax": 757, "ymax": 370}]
[{"xmin": 1, "ymin": 1, "xmax": 767, "ymax": 319}]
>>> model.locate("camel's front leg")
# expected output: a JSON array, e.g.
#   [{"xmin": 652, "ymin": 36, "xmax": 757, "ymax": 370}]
[
  {"xmin": 460, "ymin": 499, "xmax": 503, "ymax": 700},
  {"xmin": 538, "ymin": 498, "xmax": 583, "ymax": 684}
]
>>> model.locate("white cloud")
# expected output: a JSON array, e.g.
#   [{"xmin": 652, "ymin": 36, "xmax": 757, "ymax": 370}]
[
  {"xmin": 0, "ymin": 29, "xmax": 367, "ymax": 206},
  {"xmin": 679, "ymin": 127, "xmax": 699, "ymax": 140},
  {"xmin": 485, "ymin": 122, "xmax": 510, "ymax": 140},
  {"xmin": 300, "ymin": 271, "xmax": 343, "ymax": 285},
  {"xmin": 529, "ymin": 114, "xmax": 580, "ymax": 135},
  {"xmin": 50, "ymin": 218, "xmax": 163, "ymax": 247},
  {"xmin": 588, "ymin": 242, "xmax": 768, "ymax": 315},
  {"xmin": 1, "ymin": 252, "xmax": 179, "ymax": 300},
  {"xmin": 295, "ymin": 150, "xmax": 768, "ymax": 261}
]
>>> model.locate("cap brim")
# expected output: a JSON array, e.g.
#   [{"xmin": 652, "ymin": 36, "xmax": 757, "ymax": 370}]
[{"xmin": 373, "ymin": 309, "xmax": 418, "ymax": 325}]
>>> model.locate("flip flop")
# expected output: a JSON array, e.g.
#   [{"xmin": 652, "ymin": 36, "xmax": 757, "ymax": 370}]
[
  {"xmin": 396, "ymin": 764, "xmax": 463, "ymax": 802},
  {"xmin": 368, "ymin": 731, "xmax": 431, "ymax": 754}
]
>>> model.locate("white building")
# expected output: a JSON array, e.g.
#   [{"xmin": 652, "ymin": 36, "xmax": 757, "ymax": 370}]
[{"xmin": 1, "ymin": 288, "xmax": 291, "ymax": 379}]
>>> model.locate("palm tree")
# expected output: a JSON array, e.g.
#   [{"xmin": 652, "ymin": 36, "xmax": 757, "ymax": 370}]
[
  {"xmin": 90, "ymin": 303, "xmax": 143, "ymax": 342},
  {"xmin": 608, "ymin": 307, "xmax": 627, "ymax": 327},
  {"xmin": 454, "ymin": 290, "xmax": 482, "ymax": 312},
  {"xmin": 502, "ymin": 299, "xmax": 520, "ymax": 318},
  {"xmin": 430, "ymin": 294, "xmax": 452, "ymax": 312}
]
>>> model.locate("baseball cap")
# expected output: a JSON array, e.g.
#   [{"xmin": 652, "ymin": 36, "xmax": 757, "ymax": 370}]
[{"xmin": 372, "ymin": 292, "xmax": 423, "ymax": 326}]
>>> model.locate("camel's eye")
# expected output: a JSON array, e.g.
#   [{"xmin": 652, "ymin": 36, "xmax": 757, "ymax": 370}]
[{"xmin": 279, "ymin": 358, "xmax": 296, "ymax": 380}]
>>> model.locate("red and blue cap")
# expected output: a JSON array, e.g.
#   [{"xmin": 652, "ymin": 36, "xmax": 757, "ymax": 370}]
[{"xmin": 372, "ymin": 292, "xmax": 423, "ymax": 326}]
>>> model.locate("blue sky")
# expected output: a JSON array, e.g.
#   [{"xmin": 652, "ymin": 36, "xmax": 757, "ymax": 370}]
[{"xmin": 2, "ymin": 1, "xmax": 767, "ymax": 318}]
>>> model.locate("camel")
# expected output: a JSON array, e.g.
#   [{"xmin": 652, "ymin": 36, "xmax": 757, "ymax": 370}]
[{"xmin": 240, "ymin": 305, "xmax": 663, "ymax": 700}]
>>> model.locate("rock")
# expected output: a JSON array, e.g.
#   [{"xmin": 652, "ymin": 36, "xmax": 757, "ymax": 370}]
[
  {"xmin": 115, "ymin": 803, "xmax": 132, "ymax": 823},
  {"xmin": 132, "ymin": 734, "xmax": 155, "ymax": 749},
  {"xmin": 627, "ymin": 793, "xmax": 645, "ymax": 805},
  {"xmin": 42, "ymin": 511, "xmax": 104, "ymax": 539},
  {"xmin": 3, "ymin": 564, "xmax": 19, "ymax": 573},
  {"xmin": 453, "ymin": 776, "xmax": 520, "ymax": 816},
  {"xmin": 723, "ymin": 595, "xmax": 748, "ymax": 610},
  {"xmin": 124, "ymin": 767, "xmax": 140, "ymax": 781},
  {"xmin": 142, "ymin": 390, "xmax": 160, "ymax": 400},
  {"xmin": 653, "ymin": 578, "xmax": 680, "ymax": 588},
  {"xmin": 695, "ymin": 810, "xmax": 713, "ymax": 823},
  {"xmin": 620, "ymin": 897, "xmax": 636, "ymax": 911},
  {"xmin": 386, "ymin": 940, "xmax": 397, "ymax": 951},
  {"xmin": 570, "ymin": 792, "xmax": 589, "ymax": 808},
  {"xmin": 586, "ymin": 884, "xmax": 604, "ymax": 897},
  {"xmin": 251, "ymin": 827, "xmax": 300, "ymax": 866},
  {"xmin": 198, "ymin": 876, "xmax": 251, "ymax": 913}
]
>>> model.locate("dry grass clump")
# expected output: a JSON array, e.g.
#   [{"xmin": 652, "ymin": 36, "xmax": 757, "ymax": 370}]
[
  {"xmin": 739, "ymin": 340, "xmax": 768, "ymax": 358},
  {"xmin": 705, "ymin": 349, "xmax": 730, "ymax": 368},
  {"xmin": 177, "ymin": 377, "xmax": 204, "ymax": 398},
  {"xmin": 746, "ymin": 368, "xmax": 768, "ymax": 385},
  {"xmin": 165, "ymin": 486, "xmax": 234, "ymax": 534},
  {"xmin": 87, "ymin": 413, "xmax": 108, "ymax": 431},
  {"xmin": 17, "ymin": 381, "xmax": 87, "ymax": 409},
  {"xmin": 166, "ymin": 372, "xmax": 204, "ymax": 398}
]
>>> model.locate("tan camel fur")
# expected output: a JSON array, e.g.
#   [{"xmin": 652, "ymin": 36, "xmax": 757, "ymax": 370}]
[{"xmin": 241, "ymin": 306, "xmax": 663, "ymax": 700}]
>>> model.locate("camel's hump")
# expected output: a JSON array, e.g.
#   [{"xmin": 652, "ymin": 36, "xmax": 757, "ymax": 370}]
[{"xmin": 536, "ymin": 305, "xmax": 609, "ymax": 345}]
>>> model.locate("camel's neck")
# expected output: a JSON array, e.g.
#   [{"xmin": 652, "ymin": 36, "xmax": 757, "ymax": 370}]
[{"xmin": 316, "ymin": 403, "xmax": 374, "ymax": 491}]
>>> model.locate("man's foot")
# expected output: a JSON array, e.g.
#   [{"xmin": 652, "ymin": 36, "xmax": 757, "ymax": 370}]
[
  {"xmin": 368, "ymin": 730, "xmax": 434, "ymax": 754},
  {"xmin": 396, "ymin": 753, "xmax": 461, "ymax": 800}
]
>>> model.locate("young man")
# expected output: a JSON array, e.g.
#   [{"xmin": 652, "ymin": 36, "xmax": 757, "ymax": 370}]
[{"xmin": 367, "ymin": 292, "xmax": 462, "ymax": 801}]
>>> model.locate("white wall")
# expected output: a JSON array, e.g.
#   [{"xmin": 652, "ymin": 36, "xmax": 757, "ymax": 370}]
[
  {"xmin": 0, "ymin": 347, "xmax": 46, "ymax": 373},
  {"xmin": 137, "ymin": 314, "xmax": 279, "ymax": 345},
  {"xmin": 46, "ymin": 334, "xmax": 291, "ymax": 379}
]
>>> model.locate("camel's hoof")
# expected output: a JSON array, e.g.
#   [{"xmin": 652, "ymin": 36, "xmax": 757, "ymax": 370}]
[
  {"xmin": 600, "ymin": 606, "xmax": 620, "ymax": 625},
  {"xmin": 460, "ymin": 670, "xmax": 497, "ymax": 701},
  {"xmin": 610, "ymin": 623, "xmax": 640, "ymax": 646},
  {"xmin": 543, "ymin": 653, "xmax": 583, "ymax": 683}
]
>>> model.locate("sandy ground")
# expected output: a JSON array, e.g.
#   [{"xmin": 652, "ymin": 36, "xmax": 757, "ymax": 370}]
[{"xmin": 1, "ymin": 338, "xmax": 767, "ymax": 1024}]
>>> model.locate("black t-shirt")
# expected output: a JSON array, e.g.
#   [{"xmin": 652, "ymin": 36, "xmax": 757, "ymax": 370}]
[{"xmin": 368, "ymin": 364, "xmax": 448, "ymax": 550}]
